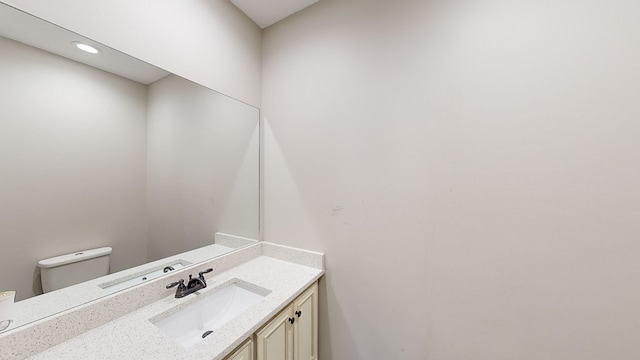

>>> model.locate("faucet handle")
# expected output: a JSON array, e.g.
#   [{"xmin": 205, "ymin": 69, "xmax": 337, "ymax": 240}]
[
  {"xmin": 166, "ymin": 279, "xmax": 185, "ymax": 289},
  {"xmin": 167, "ymin": 279, "xmax": 189, "ymax": 298},
  {"xmin": 199, "ymin": 268, "xmax": 213, "ymax": 277}
]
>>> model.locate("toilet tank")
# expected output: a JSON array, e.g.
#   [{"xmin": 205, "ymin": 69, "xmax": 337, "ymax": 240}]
[{"xmin": 37, "ymin": 247, "xmax": 112, "ymax": 293}]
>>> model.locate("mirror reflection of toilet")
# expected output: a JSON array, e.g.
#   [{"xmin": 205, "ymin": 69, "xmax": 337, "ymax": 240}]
[
  {"xmin": 0, "ymin": 290, "xmax": 16, "ymax": 331},
  {"xmin": 37, "ymin": 247, "xmax": 112, "ymax": 293}
]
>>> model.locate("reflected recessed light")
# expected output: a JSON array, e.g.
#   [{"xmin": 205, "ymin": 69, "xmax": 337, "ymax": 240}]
[{"xmin": 72, "ymin": 41, "xmax": 100, "ymax": 54}]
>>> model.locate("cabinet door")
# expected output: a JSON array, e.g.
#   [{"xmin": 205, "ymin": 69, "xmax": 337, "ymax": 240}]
[
  {"xmin": 256, "ymin": 305, "xmax": 294, "ymax": 360},
  {"xmin": 226, "ymin": 339, "xmax": 253, "ymax": 360},
  {"xmin": 293, "ymin": 282, "xmax": 318, "ymax": 360}
]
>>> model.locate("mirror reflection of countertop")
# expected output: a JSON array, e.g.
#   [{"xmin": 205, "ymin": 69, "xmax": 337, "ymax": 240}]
[
  {"xmin": 8, "ymin": 241, "xmax": 249, "ymax": 332},
  {"xmin": 2, "ymin": 243, "xmax": 324, "ymax": 360}
]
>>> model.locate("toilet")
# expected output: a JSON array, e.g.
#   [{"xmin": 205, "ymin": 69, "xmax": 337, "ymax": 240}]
[{"xmin": 37, "ymin": 247, "xmax": 112, "ymax": 293}]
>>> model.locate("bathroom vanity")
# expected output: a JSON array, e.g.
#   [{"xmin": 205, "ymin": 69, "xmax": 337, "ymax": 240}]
[{"xmin": 0, "ymin": 242, "xmax": 324, "ymax": 360}]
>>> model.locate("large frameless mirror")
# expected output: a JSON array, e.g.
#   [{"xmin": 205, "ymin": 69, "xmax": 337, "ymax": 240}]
[{"xmin": 0, "ymin": 3, "xmax": 259, "ymax": 332}]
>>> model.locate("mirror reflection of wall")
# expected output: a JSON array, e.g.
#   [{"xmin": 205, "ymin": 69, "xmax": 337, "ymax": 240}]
[
  {"xmin": 0, "ymin": 35, "xmax": 148, "ymax": 301},
  {"xmin": 0, "ymin": 34, "xmax": 259, "ymax": 302},
  {"xmin": 147, "ymin": 75, "xmax": 259, "ymax": 262}
]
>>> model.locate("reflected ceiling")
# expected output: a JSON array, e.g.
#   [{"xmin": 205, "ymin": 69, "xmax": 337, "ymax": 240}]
[{"xmin": 0, "ymin": 4, "xmax": 169, "ymax": 84}]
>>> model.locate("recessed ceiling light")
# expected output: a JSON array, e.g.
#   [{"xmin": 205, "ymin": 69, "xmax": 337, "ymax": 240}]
[{"xmin": 72, "ymin": 41, "xmax": 100, "ymax": 54}]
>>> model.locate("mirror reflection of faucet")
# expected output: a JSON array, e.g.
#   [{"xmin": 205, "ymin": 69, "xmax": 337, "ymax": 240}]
[{"xmin": 166, "ymin": 268, "xmax": 214, "ymax": 298}]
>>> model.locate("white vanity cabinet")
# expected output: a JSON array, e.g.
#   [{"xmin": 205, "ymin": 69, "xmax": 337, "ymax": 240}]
[
  {"xmin": 255, "ymin": 282, "xmax": 318, "ymax": 360},
  {"xmin": 292, "ymin": 282, "xmax": 318, "ymax": 360},
  {"xmin": 224, "ymin": 338, "xmax": 254, "ymax": 360}
]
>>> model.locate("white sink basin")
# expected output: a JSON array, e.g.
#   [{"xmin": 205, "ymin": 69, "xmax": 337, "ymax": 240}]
[{"xmin": 151, "ymin": 280, "xmax": 269, "ymax": 348}]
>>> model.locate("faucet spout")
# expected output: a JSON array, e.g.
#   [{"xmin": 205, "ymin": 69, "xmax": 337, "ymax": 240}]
[{"xmin": 187, "ymin": 275, "xmax": 206, "ymax": 290}]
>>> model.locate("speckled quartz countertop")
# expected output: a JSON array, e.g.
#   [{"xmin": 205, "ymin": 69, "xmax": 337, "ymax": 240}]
[{"xmin": 19, "ymin": 245, "xmax": 323, "ymax": 360}]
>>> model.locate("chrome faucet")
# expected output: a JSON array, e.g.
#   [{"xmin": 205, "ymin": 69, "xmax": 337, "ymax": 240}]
[{"xmin": 166, "ymin": 268, "xmax": 213, "ymax": 298}]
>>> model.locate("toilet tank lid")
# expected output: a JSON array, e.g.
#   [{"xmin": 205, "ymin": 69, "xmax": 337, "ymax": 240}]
[{"xmin": 37, "ymin": 247, "xmax": 112, "ymax": 268}]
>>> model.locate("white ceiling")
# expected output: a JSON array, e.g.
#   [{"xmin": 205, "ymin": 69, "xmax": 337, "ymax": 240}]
[
  {"xmin": 231, "ymin": 0, "xmax": 319, "ymax": 29},
  {"xmin": 0, "ymin": 4, "xmax": 169, "ymax": 85}
]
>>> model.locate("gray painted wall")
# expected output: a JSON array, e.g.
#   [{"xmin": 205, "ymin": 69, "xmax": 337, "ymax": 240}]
[{"xmin": 262, "ymin": 0, "xmax": 640, "ymax": 359}]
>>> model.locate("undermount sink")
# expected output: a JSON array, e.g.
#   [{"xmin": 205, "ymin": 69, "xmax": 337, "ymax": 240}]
[{"xmin": 151, "ymin": 279, "xmax": 270, "ymax": 348}]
